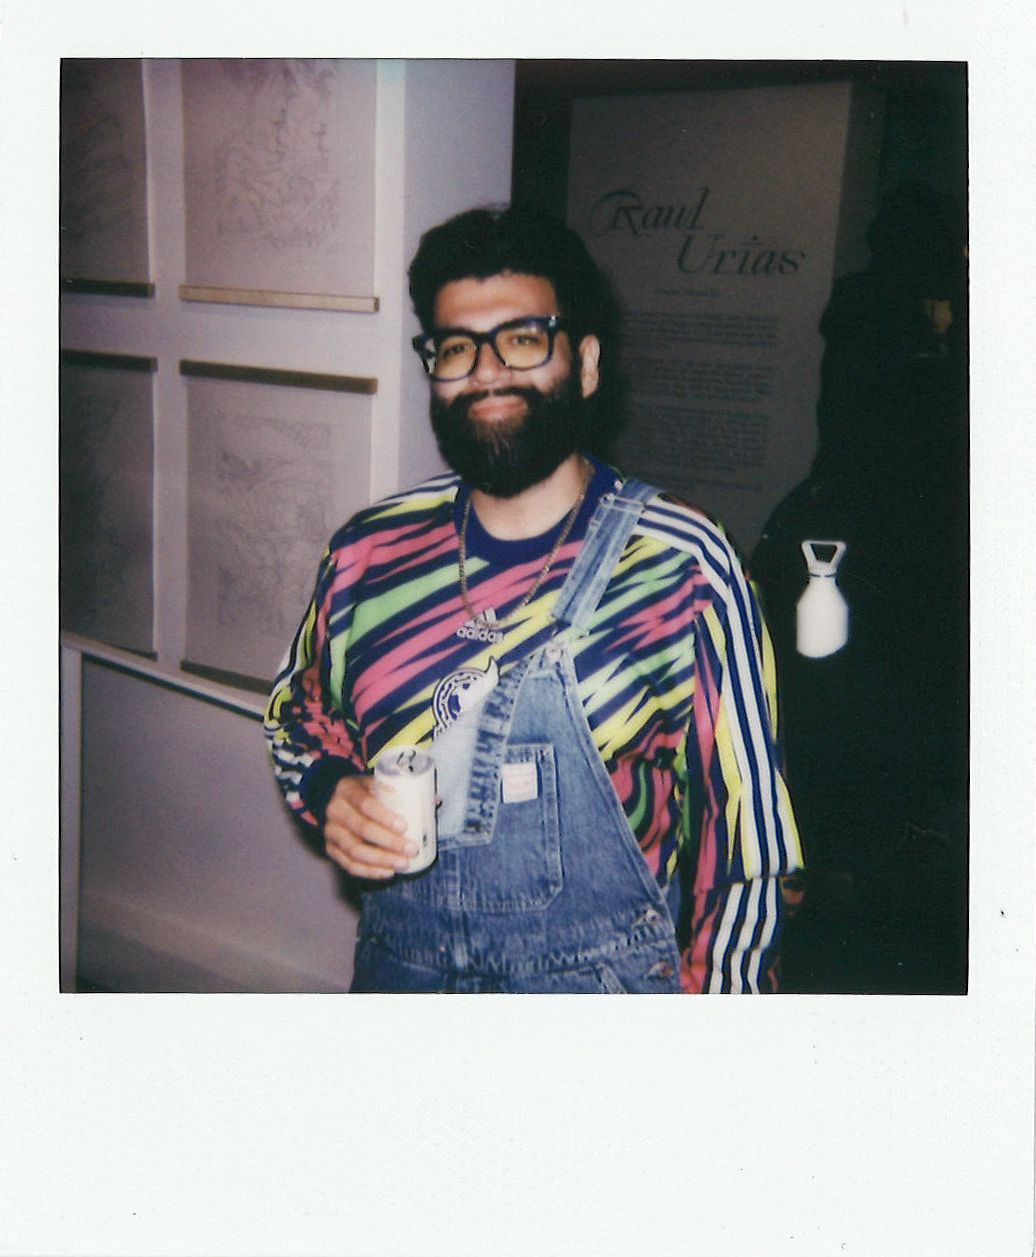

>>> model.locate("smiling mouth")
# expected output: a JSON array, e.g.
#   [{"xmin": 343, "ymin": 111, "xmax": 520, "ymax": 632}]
[{"xmin": 467, "ymin": 394, "xmax": 529, "ymax": 422}]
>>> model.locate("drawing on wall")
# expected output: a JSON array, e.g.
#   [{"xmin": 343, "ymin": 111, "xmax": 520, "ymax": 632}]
[
  {"xmin": 568, "ymin": 83, "xmax": 881, "ymax": 553},
  {"xmin": 183, "ymin": 369, "xmax": 373, "ymax": 687},
  {"xmin": 59, "ymin": 59, "xmax": 152, "ymax": 293},
  {"xmin": 60, "ymin": 352, "xmax": 156, "ymax": 653},
  {"xmin": 181, "ymin": 59, "xmax": 378, "ymax": 311}
]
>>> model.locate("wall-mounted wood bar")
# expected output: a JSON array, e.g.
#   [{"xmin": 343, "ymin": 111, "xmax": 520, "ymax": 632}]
[
  {"xmin": 61, "ymin": 349, "xmax": 158, "ymax": 372},
  {"xmin": 180, "ymin": 659, "xmax": 273, "ymax": 698},
  {"xmin": 179, "ymin": 285, "xmax": 378, "ymax": 313},
  {"xmin": 62, "ymin": 279, "xmax": 156, "ymax": 298},
  {"xmin": 178, "ymin": 358, "xmax": 377, "ymax": 395}
]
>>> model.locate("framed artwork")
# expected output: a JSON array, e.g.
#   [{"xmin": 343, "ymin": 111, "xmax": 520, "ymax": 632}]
[
  {"xmin": 180, "ymin": 59, "xmax": 378, "ymax": 312},
  {"xmin": 59, "ymin": 59, "xmax": 153, "ymax": 297},
  {"xmin": 181, "ymin": 360, "xmax": 376, "ymax": 690},
  {"xmin": 60, "ymin": 350, "xmax": 157, "ymax": 653}
]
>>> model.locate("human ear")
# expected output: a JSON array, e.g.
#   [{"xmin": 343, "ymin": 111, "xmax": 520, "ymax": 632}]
[{"xmin": 578, "ymin": 335, "xmax": 601, "ymax": 399}]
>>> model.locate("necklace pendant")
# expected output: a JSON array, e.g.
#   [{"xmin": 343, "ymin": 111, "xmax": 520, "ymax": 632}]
[
  {"xmin": 455, "ymin": 607, "xmax": 505, "ymax": 645},
  {"xmin": 455, "ymin": 458, "xmax": 591, "ymax": 647}
]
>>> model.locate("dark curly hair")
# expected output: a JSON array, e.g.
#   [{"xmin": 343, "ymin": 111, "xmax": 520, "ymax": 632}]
[{"xmin": 407, "ymin": 203, "xmax": 617, "ymax": 348}]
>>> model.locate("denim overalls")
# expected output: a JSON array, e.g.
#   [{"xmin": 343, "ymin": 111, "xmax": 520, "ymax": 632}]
[{"xmin": 351, "ymin": 479, "xmax": 684, "ymax": 993}]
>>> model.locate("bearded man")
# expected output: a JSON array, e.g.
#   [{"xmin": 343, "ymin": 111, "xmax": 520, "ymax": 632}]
[{"xmin": 265, "ymin": 204, "xmax": 802, "ymax": 993}]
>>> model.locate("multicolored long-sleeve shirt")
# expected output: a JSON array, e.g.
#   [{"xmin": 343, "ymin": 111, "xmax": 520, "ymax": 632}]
[{"xmin": 265, "ymin": 456, "xmax": 803, "ymax": 992}]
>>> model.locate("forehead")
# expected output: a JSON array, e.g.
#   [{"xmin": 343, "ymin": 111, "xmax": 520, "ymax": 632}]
[{"xmin": 432, "ymin": 272, "xmax": 560, "ymax": 331}]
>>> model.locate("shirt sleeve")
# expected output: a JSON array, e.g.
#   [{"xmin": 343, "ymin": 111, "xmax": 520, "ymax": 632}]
[
  {"xmin": 682, "ymin": 876, "xmax": 800, "ymax": 993},
  {"xmin": 679, "ymin": 540, "xmax": 803, "ymax": 992},
  {"xmin": 264, "ymin": 542, "xmax": 366, "ymax": 829}
]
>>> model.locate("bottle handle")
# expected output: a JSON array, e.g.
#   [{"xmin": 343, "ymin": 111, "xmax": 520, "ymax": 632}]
[{"xmin": 801, "ymin": 539, "xmax": 847, "ymax": 577}]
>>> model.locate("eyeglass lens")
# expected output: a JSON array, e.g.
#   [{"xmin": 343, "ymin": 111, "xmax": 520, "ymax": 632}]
[{"xmin": 429, "ymin": 320, "xmax": 554, "ymax": 380}]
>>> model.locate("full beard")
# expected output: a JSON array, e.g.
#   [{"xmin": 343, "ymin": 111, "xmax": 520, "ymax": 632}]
[{"xmin": 429, "ymin": 373, "xmax": 586, "ymax": 498}]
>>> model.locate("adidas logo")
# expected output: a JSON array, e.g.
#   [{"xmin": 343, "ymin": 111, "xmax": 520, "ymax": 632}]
[{"xmin": 455, "ymin": 606, "xmax": 504, "ymax": 644}]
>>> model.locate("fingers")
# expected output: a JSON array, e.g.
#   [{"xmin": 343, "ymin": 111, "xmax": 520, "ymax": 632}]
[{"xmin": 323, "ymin": 775, "xmax": 418, "ymax": 880}]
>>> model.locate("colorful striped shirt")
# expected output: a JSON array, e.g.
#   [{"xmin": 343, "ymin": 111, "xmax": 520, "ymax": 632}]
[{"xmin": 265, "ymin": 456, "xmax": 803, "ymax": 992}]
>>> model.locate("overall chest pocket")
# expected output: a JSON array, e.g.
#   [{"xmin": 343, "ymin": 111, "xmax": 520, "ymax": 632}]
[
  {"xmin": 459, "ymin": 742, "xmax": 562, "ymax": 912},
  {"xmin": 395, "ymin": 741, "xmax": 563, "ymax": 913}
]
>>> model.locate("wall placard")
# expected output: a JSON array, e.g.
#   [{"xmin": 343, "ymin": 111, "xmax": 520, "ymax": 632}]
[
  {"xmin": 60, "ymin": 350, "xmax": 157, "ymax": 654},
  {"xmin": 181, "ymin": 59, "xmax": 378, "ymax": 312},
  {"xmin": 182, "ymin": 365, "xmax": 373, "ymax": 689},
  {"xmin": 568, "ymin": 82, "xmax": 878, "ymax": 552}
]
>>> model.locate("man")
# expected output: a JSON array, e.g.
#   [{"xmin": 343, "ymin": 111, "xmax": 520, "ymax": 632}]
[{"xmin": 265, "ymin": 204, "xmax": 802, "ymax": 993}]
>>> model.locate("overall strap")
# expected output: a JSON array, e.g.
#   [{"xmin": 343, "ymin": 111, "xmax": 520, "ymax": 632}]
[{"xmin": 551, "ymin": 477, "xmax": 658, "ymax": 633}]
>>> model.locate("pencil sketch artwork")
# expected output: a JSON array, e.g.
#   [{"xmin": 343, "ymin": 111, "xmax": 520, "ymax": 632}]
[
  {"xmin": 59, "ymin": 362, "xmax": 155, "ymax": 652},
  {"xmin": 59, "ymin": 59, "xmax": 150, "ymax": 284},
  {"xmin": 182, "ymin": 59, "xmax": 377, "ymax": 298},
  {"xmin": 185, "ymin": 377, "xmax": 372, "ymax": 682},
  {"xmin": 214, "ymin": 60, "xmax": 340, "ymax": 253}
]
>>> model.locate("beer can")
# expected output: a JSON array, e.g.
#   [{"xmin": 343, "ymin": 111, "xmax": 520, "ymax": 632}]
[{"xmin": 373, "ymin": 745, "xmax": 437, "ymax": 874}]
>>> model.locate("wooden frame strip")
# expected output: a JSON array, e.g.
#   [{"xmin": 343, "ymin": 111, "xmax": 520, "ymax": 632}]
[
  {"xmin": 180, "ymin": 659, "xmax": 272, "ymax": 697},
  {"xmin": 179, "ymin": 285, "xmax": 378, "ymax": 314},
  {"xmin": 61, "ymin": 349, "xmax": 158, "ymax": 373},
  {"xmin": 62, "ymin": 279, "xmax": 155, "ymax": 298},
  {"xmin": 179, "ymin": 358, "xmax": 377, "ymax": 395}
]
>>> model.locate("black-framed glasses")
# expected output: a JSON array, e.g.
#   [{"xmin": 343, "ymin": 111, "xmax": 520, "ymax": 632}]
[{"xmin": 411, "ymin": 315, "xmax": 568, "ymax": 381}]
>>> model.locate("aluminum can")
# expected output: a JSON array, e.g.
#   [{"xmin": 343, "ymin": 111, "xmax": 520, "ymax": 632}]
[{"xmin": 373, "ymin": 745, "xmax": 437, "ymax": 874}]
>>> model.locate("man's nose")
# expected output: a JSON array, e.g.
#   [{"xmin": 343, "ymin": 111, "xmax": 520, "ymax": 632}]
[{"xmin": 469, "ymin": 338, "xmax": 509, "ymax": 386}]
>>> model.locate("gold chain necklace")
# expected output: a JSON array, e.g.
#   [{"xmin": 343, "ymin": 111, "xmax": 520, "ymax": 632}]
[{"xmin": 457, "ymin": 459, "xmax": 591, "ymax": 631}]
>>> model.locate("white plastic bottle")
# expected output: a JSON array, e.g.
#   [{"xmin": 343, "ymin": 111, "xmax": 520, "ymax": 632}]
[{"xmin": 796, "ymin": 539, "xmax": 849, "ymax": 658}]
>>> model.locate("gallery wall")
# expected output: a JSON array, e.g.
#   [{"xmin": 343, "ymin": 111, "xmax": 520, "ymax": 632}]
[{"xmin": 60, "ymin": 58, "xmax": 516, "ymax": 991}]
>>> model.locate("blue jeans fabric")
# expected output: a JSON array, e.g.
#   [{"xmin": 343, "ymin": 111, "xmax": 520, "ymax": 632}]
[{"xmin": 351, "ymin": 480, "xmax": 684, "ymax": 994}]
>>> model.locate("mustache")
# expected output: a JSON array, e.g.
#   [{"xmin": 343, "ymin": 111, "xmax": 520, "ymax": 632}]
[{"xmin": 451, "ymin": 386, "xmax": 538, "ymax": 412}]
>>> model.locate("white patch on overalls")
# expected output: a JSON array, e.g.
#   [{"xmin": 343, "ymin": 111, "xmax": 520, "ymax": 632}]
[{"xmin": 501, "ymin": 759, "xmax": 539, "ymax": 803}]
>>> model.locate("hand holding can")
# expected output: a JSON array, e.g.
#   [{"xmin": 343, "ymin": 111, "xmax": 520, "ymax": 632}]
[{"xmin": 373, "ymin": 746, "xmax": 438, "ymax": 874}]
